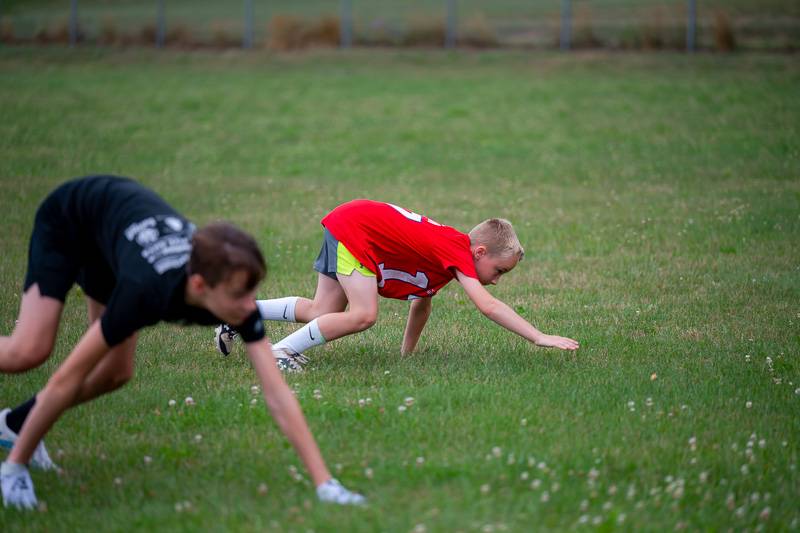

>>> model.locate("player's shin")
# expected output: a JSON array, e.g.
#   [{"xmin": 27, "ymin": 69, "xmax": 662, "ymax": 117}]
[{"xmin": 256, "ymin": 297, "xmax": 299, "ymax": 322}]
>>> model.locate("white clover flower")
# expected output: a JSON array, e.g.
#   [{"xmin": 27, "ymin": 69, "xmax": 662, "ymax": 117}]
[
  {"xmin": 358, "ymin": 399, "xmax": 366, "ymax": 407},
  {"xmin": 617, "ymin": 514, "xmax": 626, "ymax": 524},
  {"xmin": 540, "ymin": 491, "xmax": 550, "ymax": 502},
  {"xmin": 184, "ymin": 396, "xmax": 195, "ymax": 406},
  {"xmin": 538, "ymin": 462, "xmax": 547, "ymax": 471},
  {"xmin": 746, "ymin": 401, "xmax": 753, "ymax": 409},
  {"xmin": 250, "ymin": 398, "xmax": 258, "ymax": 406},
  {"xmin": 607, "ymin": 484, "xmax": 617, "ymax": 496},
  {"xmin": 602, "ymin": 501, "xmax": 612, "ymax": 511},
  {"xmin": 413, "ymin": 524, "xmax": 426, "ymax": 533},
  {"xmin": 740, "ymin": 464, "xmax": 750, "ymax": 475},
  {"xmin": 416, "ymin": 457, "xmax": 425, "ymax": 466},
  {"xmin": 113, "ymin": 477, "xmax": 123, "ymax": 486},
  {"xmin": 364, "ymin": 467, "xmax": 374, "ymax": 479},
  {"xmin": 143, "ymin": 455, "xmax": 153, "ymax": 465},
  {"xmin": 578, "ymin": 515, "xmax": 589, "ymax": 524},
  {"xmin": 645, "ymin": 397, "xmax": 654, "ymax": 407},
  {"xmin": 194, "ymin": 434, "xmax": 203, "ymax": 443},
  {"xmin": 480, "ymin": 484, "xmax": 491, "ymax": 495},
  {"xmin": 520, "ymin": 471, "xmax": 529, "ymax": 481},
  {"xmin": 758, "ymin": 439, "xmax": 766, "ymax": 448},
  {"xmin": 759, "ymin": 506, "xmax": 771, "ymax": 521},
  {"xmin": 531, "ymin": 479, "xmax": 541, "ymax": 490},
  {"xmin": 168, "ymin": 399, "xmax": 176, "ymax": 407},
  {"xmin": 592, "ymin": 516, "xmax": 602, "ymax": 525},
  {"xmin": 365, "ymin": 397, "xmax": 372, "ymax": 404},
  {"xmin": 250, "ymin": 385, "xmax": 259, "ymax": 395},
  {"xmin": 520, "ymin": 418, "xmax": 528, "ymax": 426},
  {"xmin": 404, "ymin": 397, "xmax": 415, "ymax": 407},
  {"xmin": 258, "ymin": 483, "xmax": 268, "ymax": 495},
  {"xmin": 751, "ymin": 492, "xmax": 760, "ymax": 503},
  {"xmin": 492, "ymin": 446, "xmax": 502, "ymax": 458},
  {"xmin": 588, "ymin": 468, "xmax": 599, "ymax": 480},
  {"xmin": 699, "ymin": 471, "xmax": 709, "ymax": 483},
  {"xmin": 735, "ymin": 506, "xmax": 746, "ymax": 518},
  {"xmin": 397, "ymin": 405, "xmax": 407, "ymax": 413}
]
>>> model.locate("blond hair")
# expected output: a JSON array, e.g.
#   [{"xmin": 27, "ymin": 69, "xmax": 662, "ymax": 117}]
[{"xmin": 468, "ymin": 218, "xmax": 524, "ymax": 260}]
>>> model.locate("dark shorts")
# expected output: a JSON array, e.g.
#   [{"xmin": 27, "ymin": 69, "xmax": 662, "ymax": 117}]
[
  {"xmin": 312, "ymin": 228, "xmax": 340, "ymax": 280},
  {"xmin": 23, "ymin": 191, "xmax": 116, "ymax": 304}
]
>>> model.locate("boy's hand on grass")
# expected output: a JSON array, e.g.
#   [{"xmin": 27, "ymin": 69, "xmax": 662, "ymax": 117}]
[
  {"xmin": 1, "ymin": 461, "xmax": 37, "ymax": 510},
  {"xmin": 535, "ymin": 334, "xmax": 579, "ymax": 351}
]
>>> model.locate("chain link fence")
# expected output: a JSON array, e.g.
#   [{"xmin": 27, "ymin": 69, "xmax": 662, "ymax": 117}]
[{"xmin": 1, "ymin": 0, "xmax": 797, "ymax": 51}]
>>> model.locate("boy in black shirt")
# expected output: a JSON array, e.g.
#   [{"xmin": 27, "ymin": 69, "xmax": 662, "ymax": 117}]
[{"xmin": 0, "ymin": 176, "xmax": 363, "ymax": 509}]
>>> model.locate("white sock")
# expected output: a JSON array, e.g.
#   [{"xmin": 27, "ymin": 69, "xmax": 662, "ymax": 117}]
[
  {"xmin": 256, "ymin": 297, "xmax": 298, "ymax": 322},
  {"xmin": 273, "ymin": 318, "xmax": 326, "ymax": 354}
]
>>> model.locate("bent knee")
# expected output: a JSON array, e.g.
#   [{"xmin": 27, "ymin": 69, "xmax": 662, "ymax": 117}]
[
  {"xmin": 350, "ymin": 310, "xmax": 377, "ymax": 332},
  {"xmin": 5, "ymin": 339, "xmax": 54, "ymax": 372},
  {"xmin": 108, "ymin": 366, "xmax": 134, "ymax": 390}
]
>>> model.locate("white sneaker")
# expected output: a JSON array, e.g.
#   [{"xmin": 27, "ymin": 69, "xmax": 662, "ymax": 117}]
[
  {"xmin": 1, "ymin": 461, "xmax": 37, "ymax": 510},
  {"xmin": 0, "ymin": 408, "xmax": 58, "ymax": 471},
  {"xmin": 214, "ymin": 324, "xmax": 238, "ymax": 356},
  {"xmin": 316, "ymin": 478, "xmax": 365, "ymax": 506},
  {"xmin": 272, "ymin": 347, "xmax": 309, "ymax": 373}
]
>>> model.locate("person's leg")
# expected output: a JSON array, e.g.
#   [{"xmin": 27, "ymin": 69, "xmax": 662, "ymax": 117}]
[
  {"xmin": 294, "ymin": 273, "xmax": 348, "ymax": 322},
  {"xmin": 0, "ymin": 284, "xmax": 63, "ymax": 373},
  {"xmin": 1, "ymin": 297, "xmax": 135, "ymax": 470},
  {"xmin": 272, "ymin": 269, "xmax": 378, "ymax": 355},
  {"xmin": 73, "ymin": 297, "xmax": 137, "ymax": 404}
]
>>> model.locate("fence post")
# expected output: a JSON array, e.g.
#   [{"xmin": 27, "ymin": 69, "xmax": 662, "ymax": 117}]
[
  {"xmin": 445, "ymin": 0, "xmax": 457, "ymax": 48},
  {"xmin": 560, "ymin": 0, "xmax": 571, "ymax": 51},
  {"xmin": 156, "ymin": 0, "xmax": 165, "ymax": 48},
  {"xmin": 340, "ymin": 0, "xmax": 352, "ymax": 48},
  {"xmin": 243, "ymin": 0, "xmax": 253, "ymax": 48},
  {"xmin": 69, "ymin": 0, "xmax": 78, "ymax": 46},
  {"xmin": 686, "ymin": 0, "xmax": 697, "ymax": 52}
]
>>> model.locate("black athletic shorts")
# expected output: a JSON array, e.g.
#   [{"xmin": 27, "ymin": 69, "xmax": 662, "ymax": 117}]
[
  {"xmin": 312, "ymin": 228, "xmax": 340, "ymax": 280},
  {"xmin": 23, "ymin": 190, "xmax": 116, "ymax": 304}
]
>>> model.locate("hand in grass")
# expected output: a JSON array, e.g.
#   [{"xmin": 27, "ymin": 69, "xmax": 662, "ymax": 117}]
[{"xmin": 535, "ymin": 334, "xmax": 579, "ymax": 351}]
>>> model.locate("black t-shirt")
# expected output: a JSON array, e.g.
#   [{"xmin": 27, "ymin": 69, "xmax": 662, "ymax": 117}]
[{"xmin": 47, "ymin": 175, "xmax": 265, "ymax": 347}]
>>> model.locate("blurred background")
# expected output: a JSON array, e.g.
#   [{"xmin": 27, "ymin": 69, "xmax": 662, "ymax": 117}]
[{"xmin": 2, "ymin": 0, "xmax": 798, "ymax": 52}]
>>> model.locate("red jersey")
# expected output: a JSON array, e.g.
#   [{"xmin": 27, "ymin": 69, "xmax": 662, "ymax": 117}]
[{"xmin": 321, "ymin": 200, "xmax": 478, "ymax": 300}]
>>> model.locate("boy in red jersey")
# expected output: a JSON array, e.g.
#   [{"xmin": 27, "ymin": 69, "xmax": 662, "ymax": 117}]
[{"xmin": 215, "ymin": 200, "xmax": 578, "ymax": 370}]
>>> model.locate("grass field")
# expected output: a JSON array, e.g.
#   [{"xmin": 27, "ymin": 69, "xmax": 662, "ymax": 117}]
[{"xmin": 0, "ymin": 47, "xmax": 799, "ymax": 531}]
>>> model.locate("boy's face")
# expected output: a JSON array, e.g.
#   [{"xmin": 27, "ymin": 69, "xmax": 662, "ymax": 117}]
[
  {"xmin": 472, "ymin": 247, "xmax": 520, "ymax": 286},
  {"xmin": 195, "ymin": 269, "xmax": 259, "ymax": 325}
]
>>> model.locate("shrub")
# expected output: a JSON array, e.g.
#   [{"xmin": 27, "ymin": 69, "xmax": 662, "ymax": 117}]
[
  {"xmin": 404, "ymin": 15, "xmax": 445, "ymax": 47},
  {"xmin": 210, "ymin": 20, "xmax": 240, "ymax": 49},
  {"xmin": 714, "ymin": 11, "xmax": 736, "ymax": 52},
  {"xmin": 0, "ymin": 17, "xmax": 14, "ymax": 44},
  {"xmin": 460, "ymin": 14, "xmax": 497, "ymax": 48}
]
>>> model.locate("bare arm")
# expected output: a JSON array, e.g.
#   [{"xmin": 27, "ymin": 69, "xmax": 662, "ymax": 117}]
[
  {"xmin": 401, "ymin": 297, "xmax": 432, "ymax": 355},
  {"xmin": 9, "ymin": 321, "xmax": 110, "ymax": 464},
  {"xmin": 455, "ymin": 271, "xmax": 579, "ymax": 351},
  {"xmin": 246, "ymin": 340, "xmax": 332, "ymax": 487}
]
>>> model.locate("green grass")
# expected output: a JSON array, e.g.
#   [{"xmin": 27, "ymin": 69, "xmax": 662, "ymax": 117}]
[{"xmin": 1, "ymin": 47, "xmax": 799, "ymax": 531}]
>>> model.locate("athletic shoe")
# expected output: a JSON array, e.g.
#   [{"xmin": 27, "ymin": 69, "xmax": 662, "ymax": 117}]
[
  {"xmin": 1, "ymin": 461, "xmax": 37, "ymax": 510},
  {"xmin": 316, "ymin": 478, "xmax": 366, "ymax": 505},
  {"xmin": 214, "ymin": 324, "xmax": 238, "ymax": 356},
  {"xmin": 272, "ymin": 347, "xmax": 308, "ymax": 373},
  {"xmin": 0, "ymin": 408, "xmax": 58, "ymax": 471}
]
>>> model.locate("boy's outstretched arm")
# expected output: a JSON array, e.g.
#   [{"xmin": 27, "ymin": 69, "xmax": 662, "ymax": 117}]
[
  {"xmin": 245, "ymin": 340, "xmax": 365, "ymax": 505},
  {"xmin": 401, "ymin": 297, "xmax": 432, "ymax": 355},
  {"xmin": 455, "ymin": 271, "xmax": 579, "ymax": 351}
]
